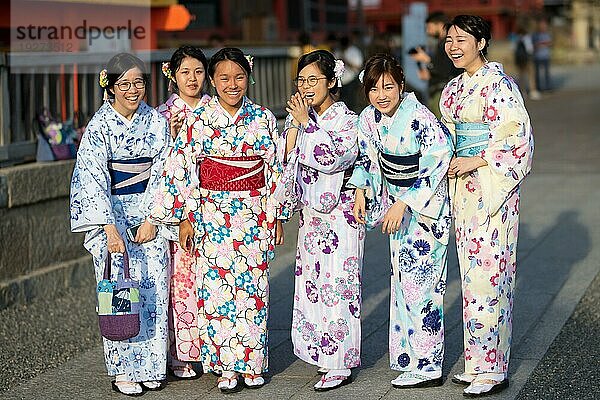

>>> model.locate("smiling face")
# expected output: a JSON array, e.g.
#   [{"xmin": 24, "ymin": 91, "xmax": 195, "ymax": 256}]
[
  {"xmin": 111, "ymin": 67, "xmax": 145, "ymax": 119},
  {"xmin": 175, "ymin": 56, "xmax": 205, "ymax": 104},
  {"xmin": 445, "ymin": 25, "xmax": 486, "ymax": 76},
  {"xmin": 368, "ymin": 72, "xmax": 402, "ymax": 116},
  {"xmin": 211, "ymin": 60, "xmax": 248, "ymax": 115},
  {"xmin": 296, "ymin": 62, "xmax": 335, "ymax": 114}
]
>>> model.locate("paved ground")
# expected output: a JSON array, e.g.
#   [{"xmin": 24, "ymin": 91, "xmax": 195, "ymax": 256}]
[{"xmin": 1, "ymin": 62, "xmax": 599, "ymax": 400}]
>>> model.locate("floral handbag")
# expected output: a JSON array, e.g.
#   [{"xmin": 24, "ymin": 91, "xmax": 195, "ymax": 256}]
[{"xmin": 96, "ymin": 250, "xmax": 140, "ymax": 341}]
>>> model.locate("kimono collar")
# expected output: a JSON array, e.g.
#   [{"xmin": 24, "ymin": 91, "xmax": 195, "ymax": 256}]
[
  {"xmin": 108, "ymin": 100, "xmax": 149, "ymax": 127},
  {"xmin": 165, "ymin": 93, "xmax": 208, "ymax": 113},
  {"xmin": 309, "ymin": 101, "xmax": 346, "ymax": 124},
  {"xmin": 374, "ymin": 92, "xmax": 418, "ymax": 126},
  {"xmin": 213, "ymin": 95, "xmax": 250, "ymax": 123},
  {"xmin": 462, "ymin": 62, "xmax": 504, "ymax": 82}
]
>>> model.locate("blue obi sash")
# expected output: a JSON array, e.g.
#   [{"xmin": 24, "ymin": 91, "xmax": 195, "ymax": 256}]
[
  {"xmin": 455, "ymin": 122, "xmax": 489, "ymax": 157},
  {"xmin": 108, "ymin": 157, "xmax": 152, "ymax": 195},
  {"xmin": 379, "ymin": 152, "xmax": 420, "ymax": 188}
]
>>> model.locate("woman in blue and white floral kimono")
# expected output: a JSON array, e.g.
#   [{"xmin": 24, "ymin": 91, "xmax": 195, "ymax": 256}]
[
  {"xmin": 350, "ymin": 54, "xmax": 453, "ymax": 389},
  {"xmin": 70, "ymin": 53, "xmax": 171, "ymax": 396},
  {"xmin": 276, "ymin": 49, "xmax": 365, "ymax": 392}
]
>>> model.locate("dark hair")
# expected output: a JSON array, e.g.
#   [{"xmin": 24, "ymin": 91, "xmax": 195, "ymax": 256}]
[
  {"xmin": 296, "ymin": 49, "xmax": 340, "ymax": 95},
  {"xmin": 445, "ymin": 15, "xmax": 492, "ymax": 56},
  {"xmin": 208, "ymin": 47, "xmax": 251, "ymax": 78},
  {"xmin": 361, "ymin": 53, "xmax": 405, "ymax": 100},
  {"xmin": 169, "ymin": 45, "xmax": 208, "ymax": 92},
  {"xmin": 104, "ymin": 53, "xmax": 148, "ymax": 98},
  {"xmin": 426, "ymin": 11, "xmax": 448, "ymax": 24}
]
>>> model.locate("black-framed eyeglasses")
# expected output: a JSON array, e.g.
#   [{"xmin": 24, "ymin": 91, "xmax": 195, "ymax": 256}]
[
  {"xmin": 294, "ymin": 76, "xmax": 328, "ymax": 88},
  {"xmin": 115, "ymin": 80, "xmax": 146, "ymax": 91}
]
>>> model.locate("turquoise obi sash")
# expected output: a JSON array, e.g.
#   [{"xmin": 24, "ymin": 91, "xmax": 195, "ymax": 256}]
[{"xmin": 455, "ymin": 122, "xmax": 489, "ymax": 157}]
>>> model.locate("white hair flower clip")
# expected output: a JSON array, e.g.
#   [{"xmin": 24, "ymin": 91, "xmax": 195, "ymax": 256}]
[
  {"xmin": 161, "ymin": 62, "xmax": 174, "ymax": 81},
  {"xmin": 245, "ymin": 55, "xmax": 254, "ymax": 73},
  {"xmin": 334, "ymin": 59, "xmax": 345, "ymax": 87},
  {"xmin": 358, "ymin": 69, "xmax": 365, "ymax": 84}
]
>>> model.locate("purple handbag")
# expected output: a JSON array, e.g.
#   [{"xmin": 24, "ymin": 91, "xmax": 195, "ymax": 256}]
[{"xmin": 96, "ymin": 251, "xmax": 141, "ymax": 341}]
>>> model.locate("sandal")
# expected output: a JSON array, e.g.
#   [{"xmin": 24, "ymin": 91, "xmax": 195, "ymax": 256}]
[
  {"xmin": 111, "ymin": 381, "xmax": 143, "ymax": 397},
  {"xmin": 217, "ymin": 374, "xmax": 242, "ymax": 394},
  {"xmin": 140, "ymin": 380, "xmax": 165, "ymax": 391},
  {"xmin": 314, "ymin": 374, "xmax": 353, "ymax": 392},
  {"xmin": 463, "ymin": 378, "xmax": 509, "ymax": 397},
  {"xmin": 169, "ymin": 363, "xmax": 199, "ymax": 380},
  {"xmin": 317, "ymin": 367, "xmax": 329, "ymax": 375},
  {"xmin": 452, "ymin": 373, "xmax": 476, "ymax": 385},
  {"xmin": 242, "ymin": 373, "xmax": 265, "ymax": 389},
  {"xmin": 391, "ymin": 372, "xmax": 442, "ymax": 388}
]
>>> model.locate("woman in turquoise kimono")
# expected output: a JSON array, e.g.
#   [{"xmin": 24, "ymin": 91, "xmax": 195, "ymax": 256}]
[
  {"xmin": 350, "ymin": 54, "xmax": 453, "ymax": 389},
  {"xmin": 70, "ymin": 53, "xmax": 171, "ymax": 396}
]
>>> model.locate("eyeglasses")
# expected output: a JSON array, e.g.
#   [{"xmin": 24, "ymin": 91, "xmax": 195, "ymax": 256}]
[
  {"xmin": 294, "ymin": 76, "xmax": 328, "ymax": 88},
  {"xmin": 115, "ymin": 80, "xmax": 146, "ymax": 91}
]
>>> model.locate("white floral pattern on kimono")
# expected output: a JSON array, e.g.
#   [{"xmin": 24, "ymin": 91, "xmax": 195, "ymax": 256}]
[
  {"xmin": 440, "ymin": 62, "xmax": 533, "ymax": 374},
  {"xmin": 278, "ymin": 102, "xmax": 365, "ymax": 369},
  {"xmin": 156, "ymin": 93, "xmax": 210, "ymax": 363},
  {"xmin": 70, "ymin": 101, "xmax": 171, "ymax": 382},
  {"xmin": 349, "ymin": 93, "xmax": 453, "ymax": 373}
]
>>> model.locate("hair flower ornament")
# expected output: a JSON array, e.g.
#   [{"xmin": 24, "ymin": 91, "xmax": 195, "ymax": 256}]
[
  {"xmin": 99, "ymin": 69, "xmax": 109, "ymax": 88},
  {"xmin": 244, "ymin": 55, "xmax": 254, "ymax": 73},
  {"xmin": 161, "ymin": 62, "xmax": 174, "ymax": 81},
  {"xmin": 334, "ymin": 59, "xmax": 345, "ymax": 87},
  {"xmin": 358, "ymin": 69, "xmax": 365, "ymax": 84}
]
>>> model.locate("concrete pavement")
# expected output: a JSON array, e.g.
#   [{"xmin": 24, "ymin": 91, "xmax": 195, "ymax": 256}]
[{"xmin": 1, "ymin": 62, "xmax": 600, "ymax": 400}]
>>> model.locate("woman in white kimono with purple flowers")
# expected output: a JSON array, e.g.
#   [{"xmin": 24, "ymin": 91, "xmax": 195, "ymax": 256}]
[
  {"xmin": 276, "ymin": 50, "xmax": 365, "ymax": 392},
  {"xmin": 350, "ymin": 54, "xmax": 453, "ymax": 389}
]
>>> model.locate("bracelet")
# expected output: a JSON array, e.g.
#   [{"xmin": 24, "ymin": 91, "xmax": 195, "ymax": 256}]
[{"xmin": 288, "ymin": 123, "xmax": 302, "ymax": 130}]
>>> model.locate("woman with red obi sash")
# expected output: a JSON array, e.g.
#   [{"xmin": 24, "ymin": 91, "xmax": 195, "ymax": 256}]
[
  {"xmin": 155, "ymin": 46, "xmax": 211, "ymax": 379},
  {"xmin": 152, "ymin": 48, "xmax": 284, "ymax": 393}
]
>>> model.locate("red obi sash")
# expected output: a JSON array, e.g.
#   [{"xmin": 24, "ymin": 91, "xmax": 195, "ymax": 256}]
[{"xmin": 199, "ymin": 155, "xmax": 265, "ymax": 191}]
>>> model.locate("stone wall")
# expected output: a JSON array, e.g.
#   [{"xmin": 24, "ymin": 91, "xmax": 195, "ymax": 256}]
[{"xmin": 0, "ymin": 160, "xmax": 92, "ymax": 310}]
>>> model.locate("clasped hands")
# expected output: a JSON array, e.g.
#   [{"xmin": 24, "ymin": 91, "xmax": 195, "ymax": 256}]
[
  {"xmin": 105, "ymin": 220, "xmax": 157, "ymax": 253},
  {"xmin": 353, "ymin": 189, "xmax": 407, "ymax": 235},
  {"xmin": 447, "ymin": 156, "xmax": 487, "ymax": 179}
]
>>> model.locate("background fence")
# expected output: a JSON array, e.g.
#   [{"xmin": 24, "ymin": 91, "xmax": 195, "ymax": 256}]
[{"xmin": 0, "ymin": 47, "xmax": 296, "ymax": 166}]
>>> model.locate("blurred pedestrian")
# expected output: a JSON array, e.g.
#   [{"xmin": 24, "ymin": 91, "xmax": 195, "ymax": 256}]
[
  {"xmin": 336, "ymin": 34, "xmax": 364, "ymax": 112},
  {"xmin": 154, "ymin": 45, "xmax": 211, "ymax": 379},
  {"xmin": 70, "ymin": 53, "xmax": 171, "ymax": 396},
  {"xmin": 410, "ymin": 11, "xmax": 460, "ymax": 118},
  {"xmin": 152, "ymin": 47, "xmax": 284, "ymax": 393},
  {"xmin": 351, "ymin": 53, "xmax": 452, "ymax": 389},
  {"xmin": 441, "ymin": 15, "xmax": 534, "ymax": 397},
  {"xmin": 277, "ymin": 50, "xmax": 364, "ymax": 392},
  {"xmin": 514, "ymin": 26, "xmax": 541, "ymax": 100},
  {"xmin": 532, "ymin": 18, "xmax": 553, "ymax": 91}
]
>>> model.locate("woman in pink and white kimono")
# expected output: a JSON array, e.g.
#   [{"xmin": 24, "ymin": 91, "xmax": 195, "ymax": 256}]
[
  {"xmin": 440, "ymin": 15, "xmax": 534, "ymax": 397},
  {"xmin": 277, "ymin": 50, "xmax": 365, "ymax": 392},
  {"xmin": 154, "ymin": 46, "xmax": 211, "ymax": 379}
]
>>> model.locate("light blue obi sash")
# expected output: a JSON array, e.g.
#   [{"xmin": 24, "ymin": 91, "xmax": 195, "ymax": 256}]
[
  {"xmin": 107, "ymin": 157, "xmax": 152, "ymax": 195},
  {"xmin": 455, "ymin": 122, "xmax": 489, "ymax": 157}
]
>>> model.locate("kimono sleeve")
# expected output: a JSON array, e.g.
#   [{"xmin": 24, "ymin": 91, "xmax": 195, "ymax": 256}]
[
  {"xmin": 397, "ymin": 108, "xmax": 453, "ymax": 219},
  {"xmin": 263, "ymin": 109, "xmax": 284, "ymax": 222},
  {"xmin": 348, "ymin": 111, "xmax": 389, "ymax": 229},
  {"xmin": 273, "ymin": 115, "xmax": 300, "ymax": 219},
  {"xmin": 479, "ymin": 77, "xmax": 534, "ymax": 215},
  {"xmin": 139, "ymin": 116, "xmax": 170, "ymax": 220},
  {"xmin": 150, "ymin": 114, "xmax": 200, "ymax": 224},
  {"xmin": 296, "ymin": 113, "xmax": 358, "ymax": 174},
  {"xmin": 70, "ymin": 116, "xmax": 114, "ymax": 233}
]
